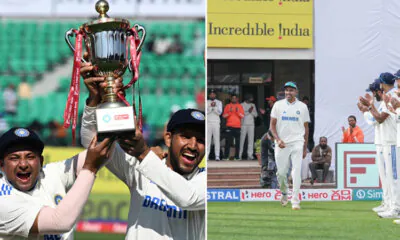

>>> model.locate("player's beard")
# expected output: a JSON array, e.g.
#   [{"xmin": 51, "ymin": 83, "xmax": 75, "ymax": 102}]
[{"xmin": 375, "ymin": 94, "xmax": 381, "ymax": 102}]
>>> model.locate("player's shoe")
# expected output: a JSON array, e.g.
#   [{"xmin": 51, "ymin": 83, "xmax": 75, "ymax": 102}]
[
  {"xmin": 373, "ymin": 204, "xmax": 387, "ymax": 213},
  {"xmin": 215, "ymin": 158, "xmax": 220, "ymax": 161},
  {"xmin": 378, "ymin": 209, "xmax": 400, "ymax": 218},
  {"xmin": 292, "ymin": 203, "xmax": 301, "ymax": 210},
  {"xmin": 393, "ymin": 219, "xmax": 400, "ymax": 224},
  {"xmin": 280, "ymin": 194, "xmax": 288, "ymax": 207}
]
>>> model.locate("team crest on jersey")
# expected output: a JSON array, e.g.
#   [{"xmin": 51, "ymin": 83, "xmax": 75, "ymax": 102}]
[
  {"xmin": 191, "ymin": 111, "xmax": 205, "ymax": 121},
  {"xmin": 296, "ymin": 110, "xmax": 300, "ymax": 115},
  {"xmin": 14, "ymin": 128, "xmax": 30, "ymax": 137},
  {"xmin": 54, "ymin": 194, "xmax": 63, "ymax": 205}
]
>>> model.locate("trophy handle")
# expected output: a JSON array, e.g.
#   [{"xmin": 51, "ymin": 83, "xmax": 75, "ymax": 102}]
[
  {"xmin": 65, "ymin": 28, "xmax": 87, "ymax": 63},
  {"xmin": 134, "ymin": 24, "xmax": 146, "ymax": 53},
  {"xmin": 128, "ymin": 24, "xmax": 146, "ymax": 72}
]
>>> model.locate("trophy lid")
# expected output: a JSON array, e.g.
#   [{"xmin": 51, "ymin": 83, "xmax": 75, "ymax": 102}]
[{"xmin": 81, "ymin": 0, "xmax": 130, "ymax": 33}]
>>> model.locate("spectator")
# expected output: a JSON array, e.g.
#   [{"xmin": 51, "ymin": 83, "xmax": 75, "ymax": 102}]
[
  {"xmin": 190, "ymin": 31, "xmax": 204, "ymax": 56},
  {"xmin": 145, "ymin": 33, "xmax": 156, "ymax": 53},
  {"xmin": 342, "ymin": 115, "xmax": 364, "ymax": 143},
  {"xmin": 3, "ymin": 84, "xmax": 17, "ymax": 116},
  {"xmin": 18, "ymin": 79, "xmax": 32, "ymax": 99},
  {"xmin": 222, "ymin": 94, "xmax": 244, "ymax": 160},
  {"xmin": 196, "ymin": 87, "xmax": 205, "ymax": 111},
  {"xmin": 153, "ymin": 34, "xmax": 172, "ymax": 55},
  {"xmin": 168, "ymin": 34, "xmax": 184, "ymax": 54},
  {"xmin": 239, "ymin": 94, "xmax": 258, "ymax": 160},
  {"xmin": 260, "ymin": 96, "xmax": 276, "ymax": 131},
  {"xmin": 260, "ymin": 130, "xmax": 278, "ymax": 188},
  {"xmin": 302, "ymin": 96, "xmax": 314, "ymax": 150},
  {"xmin": 46, "ymin": 120, "xmax": 67, "ymax": 146},
  {"xmin": 309, "ymin": 136, "xmax": 332, "ymax": 184},
  {"xmin": 0, "ymin": 113, "xmax": 9, "ymax": 135},
  {"xmin": 207, "ymin": 89, "xmax": 222, "ymax": 161}
]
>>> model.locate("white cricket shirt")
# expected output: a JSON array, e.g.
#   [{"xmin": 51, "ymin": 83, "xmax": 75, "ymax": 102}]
[
  {"xmin": 0, "ymin": 159, "xmax": 76, "ymax": 240},
  {"xmin": 81, "ymin": 106, "xmax": 206, "ymax": 240},
  {"xmin": 380, "ymin": 89, "xmax": 397, "ymax": 146},
  {"xmin": 241, "ymin": 102, "xmax": 258, "ymax": 126},
  {"xmin": 270, "ymin": 98, "xmax": 310, "ymax": 144},
  {"xmin": 363, "ymin": 111, "xmax": 381, "ymax": 145},
  {"xmin": 207, "ymin": 99, "xmax": 222, "ymax": 124}
]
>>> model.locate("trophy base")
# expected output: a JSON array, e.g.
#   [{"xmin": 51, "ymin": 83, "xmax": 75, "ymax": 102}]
[{"xmin": 95, "ymin": 106, "xmax": 136, "ymax": 140}]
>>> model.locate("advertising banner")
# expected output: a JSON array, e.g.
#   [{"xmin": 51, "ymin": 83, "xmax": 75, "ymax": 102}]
[
  {"xmin": 352, "ymin": 189, "xmax": 383, "ymax": 201},
  {"xmin": 207, "ymin": 189, "xmax": 241, "ymax": 202},
  {"xmin": 207, "ymin": 0, "xmax": 313, "ymax": 48},
  {"xmin": 43, "ymin": 147, "xmax": 129, "ymax": 194},
  {"xmin": 239, "ymin": 189, "xmax": 352, "ymax": 202},
  {"xmin": 336, "ymin": 143, "xmax": 380, "ymax": 189}
]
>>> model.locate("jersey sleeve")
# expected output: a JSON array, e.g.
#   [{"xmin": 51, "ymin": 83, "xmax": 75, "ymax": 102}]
[
  {"xmin": 43, "ymin": 156, "xmax": 77, "ymax": 191},
  {"xmin": 303, "ymin": 104, "xmax": 311, "ymax": 123},
  {"xmin": 270, "ymin": 103, "xmax": 278, "ymax": 119},
  {"xmin": 105, "ymin": 143, "xmax": 138, "ymax": 188},
  {"xmin": 0, "ymin": 190, "xmax": 43, "ymax": 238},
  {"xmin": 136, "ymin": 151, "xmax": 206, "ymax": 210}
]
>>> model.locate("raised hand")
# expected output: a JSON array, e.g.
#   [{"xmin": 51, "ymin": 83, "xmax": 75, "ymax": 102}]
[
  {"xmin": 83, "ymin": 136, "xmax": 114, "ymax": 174},
  {"xmin": 119, "ymin": 117, "xmax": 150, "ymax": 160},
  {"xmin": 357, "ymin": 102, "xmax": 368, "ymax": 112},
  {"xmin": 390, "ymin": 97, "xmax": 400, "ymax": 110}
]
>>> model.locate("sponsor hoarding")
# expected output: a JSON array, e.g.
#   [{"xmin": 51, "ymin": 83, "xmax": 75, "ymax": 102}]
[
  {"xmin": 207, "ymin": 0, "xmax": 313, "ymax": 48},
  {"xmin": 207, "ymin": 189, "xmax": 241, "ymax": 202},
  {"xmin": 336, "ymin": 143, "xmax": 380, "ymax": 189},
  {"xmin": 239, "ymin": 189, "xmax": 352, "ymax": 202}
]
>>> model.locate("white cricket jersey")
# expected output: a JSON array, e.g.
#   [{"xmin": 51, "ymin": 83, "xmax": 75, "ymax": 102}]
[
  {"xmin": 241, "ymin": 102, "xmax": 258, "ymax": 126},
  {"xmin": 380, "ymin": 89, "xmax": 397, "ymax": 146},
  {"xmin": 270, "ymin": 99, "xmax": 310, "ymax": 144},
  {"xmin": 207, "ymin": 99, "xmax": 222, "ymax": 123},
  {"xmin": 81, "ymin": 106, "xmax": 206, "ymax": 240},
  {"xmin": 363, "ymin": 111, "xmax": 381, "ymax": 145},
  {"xmin": 0, "ymin": 159, "xmax": 76, "ymax": 240}
]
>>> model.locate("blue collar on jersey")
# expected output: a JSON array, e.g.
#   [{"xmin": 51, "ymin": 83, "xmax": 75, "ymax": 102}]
[
  {"xmin": 285, "ymin": 98, "xmax": 298, "ymax": 105},
  {"xmin": 387, "ymin": 87, "xmax": 396, "ymax": 95}
]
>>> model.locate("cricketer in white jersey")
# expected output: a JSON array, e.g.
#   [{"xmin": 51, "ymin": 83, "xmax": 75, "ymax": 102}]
[
  {"xmin": 239, "ymin": 95, "xmax": 258, "ymax": 160},
  {"xmin": 390, "ymin": 70, "xmax": 400, "ymax": 224},
  {"xmin": 359, "ymin": 79, "xmax": 388, "ymax": 213},
  {"xmin": 362, "ymin": 72, "xmax": 399, "ymax": 218},
  {"xmin": 0, "ymin": 127, "xmax": 113, "ymax": 239},
  {"xmin": 270, "ymin": 81, "xmax": 310, "ymax": 210},
  {"xmin": 81, "ymin": 105, "xmax": 206, "ymax": 240},
  {"xmin": 207, "ymin": 89, "xmax": 222, "ymax": 160}
]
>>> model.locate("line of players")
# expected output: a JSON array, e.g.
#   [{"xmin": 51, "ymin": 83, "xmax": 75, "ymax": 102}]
[{"xmin": 358, "ymin": 71, "xmax": 400, "ymax": 220}]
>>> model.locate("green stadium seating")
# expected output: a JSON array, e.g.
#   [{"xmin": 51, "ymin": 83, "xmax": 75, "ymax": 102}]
[{"xmin": 1, "ymin": 20, "xmax": 205, "ymax": 141}]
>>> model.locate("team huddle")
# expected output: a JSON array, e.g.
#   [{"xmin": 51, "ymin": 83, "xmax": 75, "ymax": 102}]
[
  {"xmin": 0, "ymin": 63, "xmax": 206, "ymax": 239},
  {"xmin": 358, "ymin": 71, "xmax": 400, "ymax": 220}
]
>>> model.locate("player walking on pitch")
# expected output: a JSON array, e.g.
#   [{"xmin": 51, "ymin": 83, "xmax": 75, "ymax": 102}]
[
  {"xmin": 270, "ymin": 82, "xmax": 310, "ymax": 210},
  {"xmin": 80, "ymin": 62, "xmax": 206, "ymax": 239}
]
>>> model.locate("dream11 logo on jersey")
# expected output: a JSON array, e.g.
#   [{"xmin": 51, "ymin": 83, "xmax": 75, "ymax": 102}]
[{"xmin": 342, "ymin": 150, "xmax": 380, "ymax": 188}]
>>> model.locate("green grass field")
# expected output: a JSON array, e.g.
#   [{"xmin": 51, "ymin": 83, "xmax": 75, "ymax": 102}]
[{"xmin": 208, "ymin": 201, "xmax": 400, "ymax": 240}]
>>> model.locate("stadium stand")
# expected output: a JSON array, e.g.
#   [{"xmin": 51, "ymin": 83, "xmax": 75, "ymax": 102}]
[{"xmin": 0, "ymin": 19, "xmax": 205, "ymax": 145}]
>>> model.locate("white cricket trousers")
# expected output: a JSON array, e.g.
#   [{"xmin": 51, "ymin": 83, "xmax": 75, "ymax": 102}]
[
  {"xmin": 207, "ymin": 122, "xmax": 220, "ymax": 159},
  {"xmin": 239, "ymin": 125, "xmax": 255, "ymax": 159},
  {"xmin": 275, "ymin": 141, "xmax": 303, "ymax": 205},
  {"xmin": 376, "ymin": 145, "xmax": 390, "ymax": 208},
  {"xmin": 382, "ymin": 145, "xmax": 400, "ymax": 210}
]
